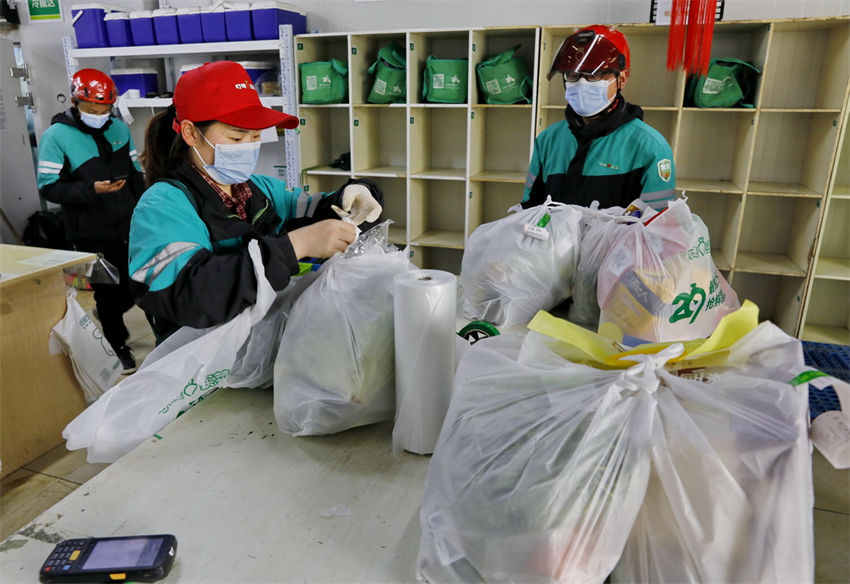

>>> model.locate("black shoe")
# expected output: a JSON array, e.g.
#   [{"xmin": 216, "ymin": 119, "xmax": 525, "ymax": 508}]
[{"xmin": 116, "ymin": 345, "xmax": 137, "ymax": 374}]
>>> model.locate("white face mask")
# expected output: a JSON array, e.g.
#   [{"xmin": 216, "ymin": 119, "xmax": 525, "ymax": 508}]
[
  {"xmin": 564, "ymin": 77, "xmax": 616, "ymax": 118},
  {"xmin": 79, "ymin": 111, "xmax": 111, "ymax": 129},
  {"xmin": 194, "ymin": 132, "xmax": 261, "ymax": 185}
]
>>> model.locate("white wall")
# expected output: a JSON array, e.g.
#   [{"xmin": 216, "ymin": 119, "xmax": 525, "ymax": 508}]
[{"xmin": 11, "ymin": 0, "xmax": 850, "ymax": 137}]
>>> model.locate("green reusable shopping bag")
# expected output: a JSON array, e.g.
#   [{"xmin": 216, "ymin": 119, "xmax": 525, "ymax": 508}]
[
  {"xmin": 475, "ymin": 45, "xmax": 532, "ymax": 104},
  {"xmin": 300, "ymin": 59, "xmax": 348, "ymax": 104},
  {"xmin": 367, "ymin": 42, "xmax": 406, "ymax": 104},
  {"xmin": 686, "ymin": 58, "xmax": 761, "ymax": 108},
  {"xmin": 422, "ymin": 55, "xmax": 468, "ymax": 103}
]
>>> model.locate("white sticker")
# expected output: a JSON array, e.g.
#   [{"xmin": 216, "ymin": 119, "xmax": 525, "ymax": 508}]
[
  {"xmin": 485, "ymin": 79, "xmax": 501, "ymax": 94},
  {"xmin": 432, "ymin": 73, "xmax": 445, "ymax": 89},
  {"xmin": 522, "ymin": 223, "xmax": 550, "ymax": 241},
  {"xmin": 306, "ymin": 75, "xmax": 317, "ymax": 91},
  {"xmin": 374, "ymin": 78, "xmax": 387, "ymax": 95}
]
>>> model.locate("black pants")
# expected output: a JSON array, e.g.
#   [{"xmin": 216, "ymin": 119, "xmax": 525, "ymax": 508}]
[{"xmin": 73, "ymin": 238, "xmax": 139, "ymax": 352}]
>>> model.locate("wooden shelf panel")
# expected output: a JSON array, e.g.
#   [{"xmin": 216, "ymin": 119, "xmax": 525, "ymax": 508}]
[
  {"xmin": 815, "ymin": 256, "xmax": 850, "ymax": 280},
  {"xmin": 356, "ymin": 166, "xmax": 407, "ymax": 178},
  {"xmin": 388, "ymin": 225, "xmax": 407, "ymax": 245},
  {"xmin": 298, "ymin": 103, "xmax": 350, "ymax": 109},
  {"xmin": 410, "ymin": 230, "xmax": 465, "ymax": 249},
  {"xmin": 747, "ymin": 182, "xmax": 822, "ymax": 197},
  {"xmin": 714, "ymin": 251, "xmax": 732, "ymax": 272},
  {"xmin": 734, "ymin": 252, "xmax": 807, "ymax": 276},
  {"xmin": 676, "ymin": 179, "xmax": 744, "ymax": 194},
  {"xmin": 409, "ymin": 169, "xmax": 466, "ymax": 180},
  {"xmin": 832, "ymin": 185, "xmax": 850, "ymax": 199},
  {"xmin": 469, "ymin": 171, "xmax": 525, "ymax": 183},
  {"xmin": 304, "ymin": 167, "xmax": 351, "ymax": 176},
  {"xmin": 801, "ymin": 324, "xmax": 850, "ymax": 345}
]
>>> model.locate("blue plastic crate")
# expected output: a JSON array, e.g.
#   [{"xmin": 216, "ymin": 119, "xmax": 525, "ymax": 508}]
[{"xmin": 802, "ymin": 340, "xmax": 850, "ymax": 383}]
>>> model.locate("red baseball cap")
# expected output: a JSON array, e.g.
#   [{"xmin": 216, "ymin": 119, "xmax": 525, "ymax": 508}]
[{"xmin": 172, "ymin": 61, "xmax": 298, "ymax": 132}]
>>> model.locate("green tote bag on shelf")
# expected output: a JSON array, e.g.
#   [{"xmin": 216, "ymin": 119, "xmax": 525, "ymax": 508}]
[
  {"xmin": 475, "ymin": 44, "xmax": 533, "ymax": 104},
  {"xmin": 422, "ymin": 55, "xmax": 468, "ymax": 103},
  {"xmin": 367, "ymin": 42, "xmax": 406, "ymax": 104},
  {"xmin": 686, "ymin": 58, "xmax": 761, "ymax": 108},
  {"xmin": 300, "ymin": 59, "xmax": 348, "ymax": 104}
]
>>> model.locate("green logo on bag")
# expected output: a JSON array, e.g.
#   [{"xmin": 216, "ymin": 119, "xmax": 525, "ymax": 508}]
[
  {"xmin": 158, "ymin": 369, "xmax": 231, "ymax": 415},
  {"xmin": 670, "ymin": 283, "xmax": 707, "ymax": 324},
  {"xmin": 687, "ymin": 236, "xmax": 711, "ymax": 260}
]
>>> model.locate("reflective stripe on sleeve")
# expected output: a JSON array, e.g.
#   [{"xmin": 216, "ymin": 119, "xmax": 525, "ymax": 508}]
[{"xmin": 131, "ymin": 241, "xmax": 201, "ymax": 285}]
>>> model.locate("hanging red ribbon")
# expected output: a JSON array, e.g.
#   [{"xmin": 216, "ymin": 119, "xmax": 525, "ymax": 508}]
[{"xmin": 667, "ymin": 0, "xmax": 717, "ymax": 76}]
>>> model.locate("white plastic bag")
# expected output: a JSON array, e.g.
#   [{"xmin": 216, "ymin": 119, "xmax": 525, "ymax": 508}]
[
  {"xmin": 460, "ymin": 197, "xmax": 582, "ymax": 326},
  {"xmin": 417, "ymin": 331, "xmax": 660, "ymax": 583},
  {"xmin": 597, "ymin": 198, "xmax": 739, "ymax": 344},
  {"xmin": 49, "ymin": 287, "xmax": 122, "ymax": 403},
  {"xmin": 274, "ymin": 222, "xmax": 411, "ymax": 436},
  {"xmin": 63, "ymin": 241, "xmax": 284, "ymax": 463},
  {"xmin": 568, "ymin": 208, "xmax": 636, "ymax": 327},
  {"xmin": 613, "ymin": 322, "xmax": 813, "ymax": 583}
]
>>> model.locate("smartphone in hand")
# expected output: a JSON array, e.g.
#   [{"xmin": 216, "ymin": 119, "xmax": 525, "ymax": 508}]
[{"xmin": 39, "ymin": 534, "xmax": 177, "ymax": 583}]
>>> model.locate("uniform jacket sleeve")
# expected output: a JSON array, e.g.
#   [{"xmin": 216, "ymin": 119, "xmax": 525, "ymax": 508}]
[
  {"xmin": 37, "ymin": 126, "xmax": 98, "ymax": 207},
  {"xmin": 638, "ymin": 138, "xmax": 677, "ymax": 210},
  {"xmin": 129, "ymin": 176, "xmax": 344, "ymax": 329}
]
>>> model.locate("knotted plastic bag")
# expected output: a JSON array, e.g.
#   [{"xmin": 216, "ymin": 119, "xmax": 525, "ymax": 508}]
[
  {"xmin": 274, "ymin": 222, "xmax": 411, "ymax": 435},
  {"xmin": 460, "ymin": 197, "xmax": 582, "ymax": 326}
]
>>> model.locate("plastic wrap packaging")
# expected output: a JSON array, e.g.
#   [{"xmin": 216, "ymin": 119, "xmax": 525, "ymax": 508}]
[
  {"xmin": 392, "ymin": 269, "xmax": 457, "ymax": 455},
  {"xmin": 460, "ymin": 198, "xmax": 582, "ymax": 327}
]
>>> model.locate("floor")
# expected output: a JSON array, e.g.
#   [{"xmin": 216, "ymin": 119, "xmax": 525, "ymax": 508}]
[{"xmin": 1, "ymin": 292, "xmax": 848, "ymax": 581}]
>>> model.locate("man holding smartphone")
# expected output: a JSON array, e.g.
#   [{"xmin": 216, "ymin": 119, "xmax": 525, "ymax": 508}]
[{"xmin": 37, "ymin": 68, "xmax": 148, "ymax": 374}]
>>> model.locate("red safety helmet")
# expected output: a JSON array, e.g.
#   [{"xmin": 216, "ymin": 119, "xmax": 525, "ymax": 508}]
[
  {"xmin": 547, "ymin": 25, "xmax": 630, "ymax": 80},
  {"xmin": 71, "ymin": 69, "xmax": 117, "ymax": 105}
]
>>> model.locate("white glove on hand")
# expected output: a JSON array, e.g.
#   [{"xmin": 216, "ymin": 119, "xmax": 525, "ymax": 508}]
[{"xmin": 334, "ymin": 184, "xmax": 382, "ymax": 226}]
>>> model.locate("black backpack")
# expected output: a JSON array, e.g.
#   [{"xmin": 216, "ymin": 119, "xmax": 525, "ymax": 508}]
[{"xmin": 22, "ymin": 210, "xmax": 71, "ymax": 250}]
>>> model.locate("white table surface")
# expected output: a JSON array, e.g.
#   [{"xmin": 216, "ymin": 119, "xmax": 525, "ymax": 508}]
[{"xmin": 0, "ymin": 388, "xmax": 431, "ymax": 583}]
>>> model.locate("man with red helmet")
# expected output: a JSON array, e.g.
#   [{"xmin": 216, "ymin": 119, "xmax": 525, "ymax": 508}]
[
  {"xmin": 37, "ymin": 68, "xmax": 148, "ymax": 373},
  {"xmin": 522, "ymin": 25, "xmax": 676, "ymax": 210}
]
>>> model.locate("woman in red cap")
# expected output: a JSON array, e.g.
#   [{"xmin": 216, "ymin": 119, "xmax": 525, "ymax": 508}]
[{"xmin": 130, "ymin": 61, "xmax": 382, "ymax": 341}]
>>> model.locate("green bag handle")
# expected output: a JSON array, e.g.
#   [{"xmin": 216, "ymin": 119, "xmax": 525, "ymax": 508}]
[
  {"xmin": 476, "ymin": 44, "xmax": 520, "ymax": 71},
  {"xmin": 368, "ymin": 42, "xmax": 405, "ymax": 74},
  {"xmin": 330, "ymin": 58, "xmax": 348, "ymax": 76}
]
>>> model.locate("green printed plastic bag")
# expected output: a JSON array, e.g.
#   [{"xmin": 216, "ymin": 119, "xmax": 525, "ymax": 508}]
[
  {"xmin": 300, "ymin": 59, "xmax": 348, "ymax": 104},
  {"xmin": 368, "ymin": 42, "xmax": 406, "ymax": 104},
  {"xmin": 422, "ymin": 55, "xmax": 468, "ymax": 103},
  {"xmin": 687, "ymin": 58, "xmax": 761, "ymax": 108},
  {"xmin": 475, "ymin": 45, "xmax": 532, "ymax": 104}
]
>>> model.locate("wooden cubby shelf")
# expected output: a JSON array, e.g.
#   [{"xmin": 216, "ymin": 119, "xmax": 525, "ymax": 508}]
[{"xmin": 294, "ymin": 18, "xmax": 850, "ymax": 337}]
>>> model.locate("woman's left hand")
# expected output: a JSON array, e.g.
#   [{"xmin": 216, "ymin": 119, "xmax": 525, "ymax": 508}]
[{"xmin": 338, "ymin": 184, "xmax": 382, "ymax": 225}]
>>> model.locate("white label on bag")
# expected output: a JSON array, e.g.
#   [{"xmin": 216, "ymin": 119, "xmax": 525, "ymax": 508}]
[
  {"xmin": 306, "ymin": 75, "xmax": 317, "ymax": 91},
  {"xmin": 374, "ymin": 78, "xmax": 387, "ymax": 94},
  {"xmin": 522, "ymin": 223, "xmax": 550, "ymax": 241}
]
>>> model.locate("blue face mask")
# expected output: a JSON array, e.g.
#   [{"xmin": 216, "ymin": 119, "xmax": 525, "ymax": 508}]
[
  {"xmin": 79, "ymin": 111, "xmax": 111, "ymax": 129},
  {"xmin": 564, "ymin": 77, "xmax": 615, "ymax": 118},
  {"xmin": 194, "ymin": 132, "xmax": 261, "ymax": 185}
]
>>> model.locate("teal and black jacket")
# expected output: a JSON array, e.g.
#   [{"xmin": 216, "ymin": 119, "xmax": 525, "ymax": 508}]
[
  {"xmin": 522, "ymin": 98, "xmax": 676, "ymax": 210},
  {"xmin": 37, "ymin": 109, "xmax": 145, "ymax": 241},
  {"xmin": 129, "ymin": 162, "xmax": 379, "ymax": 331}
]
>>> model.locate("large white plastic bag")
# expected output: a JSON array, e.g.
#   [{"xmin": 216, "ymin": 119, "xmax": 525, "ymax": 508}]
[
  {"xmin": 274, "ymin": 223, "xmax": 410, "ymax": 436},
  {"xmin": 417, "ymin": 331, "xmax": 661, "ymax": 584},
  {"xmin": 597, "ymin": 198, "xmax": 739, "ymax": 344},
  {"xmin": 49, "ymin": 287, "xmax": 122, "ymax": 403},
  {"xmin": 460, "ymin": 198, "xmax": 582, "ymax": 327},
  {"xmin": 568, "ymin": 209, "xmax": 636, "ymax": 328},
  {"xmin": 63, "ymin": 241, "xmax": 281, "ymax": 463},
  {"xmin": 613, "ymin": 321, "xmax": 813, "ymax": 584}
]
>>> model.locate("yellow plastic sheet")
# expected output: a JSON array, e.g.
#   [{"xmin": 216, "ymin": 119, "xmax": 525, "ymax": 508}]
[{"xmin": 527, "ymin": 300, "xmax": 759, "ymax": 369}]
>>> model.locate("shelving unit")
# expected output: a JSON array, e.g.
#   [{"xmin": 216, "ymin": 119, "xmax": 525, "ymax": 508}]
[
  {"xmin": 295, "ymin": 26, "xmax": 540, "ymax": 273},
  {"xmin": 801, "ymin": 86, "xmax": 850, "ymax": 344},
  {"xmin": 292, "ymin": 18, "xmax": 848, "ymax": 337}
]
